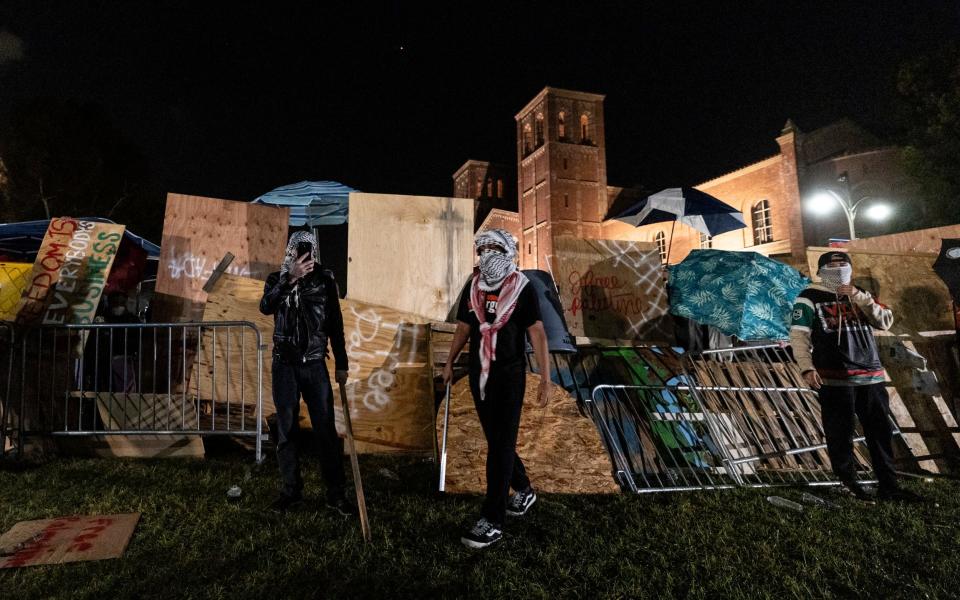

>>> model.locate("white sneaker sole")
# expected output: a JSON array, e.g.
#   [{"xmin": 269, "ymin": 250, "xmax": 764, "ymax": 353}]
[
  {"xmin": 461, "ymin": 536, "xmax": 501, "ymax": 549},
  {"xmin": 506, "ymin": 494, "xmax": 537, "ymax": 517}
]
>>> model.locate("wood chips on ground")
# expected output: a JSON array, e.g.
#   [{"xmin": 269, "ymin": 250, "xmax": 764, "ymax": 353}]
[{"xmin": 439, "ymin": 372, "xmax": 619, "ymax": 494}]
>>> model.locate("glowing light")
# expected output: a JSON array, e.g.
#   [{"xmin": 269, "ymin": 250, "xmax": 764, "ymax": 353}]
[
  {"xmin": 807, "ymin": 192, "xmax": 839, "ymax": 215},
  {"xmin": 865, "ymin": 203, "xmax": 892, "ymax": 221}
]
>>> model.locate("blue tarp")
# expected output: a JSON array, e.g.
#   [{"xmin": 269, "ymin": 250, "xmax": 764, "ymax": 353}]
[
  {"xmin": 252, "ymin": 180, "xmax": 356, "ymax": 227},
  {"xmin": 0, "ymin": 218, "xmax": 161, "ymax": 261}
]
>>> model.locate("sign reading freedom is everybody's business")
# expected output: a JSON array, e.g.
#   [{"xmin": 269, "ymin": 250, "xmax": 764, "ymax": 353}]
[{"xmin": 15, "ymin": 218, "xmax": 125, "ymax": 325}]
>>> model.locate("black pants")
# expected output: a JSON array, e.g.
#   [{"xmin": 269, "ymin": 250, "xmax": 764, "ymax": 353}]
[
  {"xmin": 470, "ymin": 366, "xmax": 531, "ymax": 525},
  {"xmin": 272, "ymin": 357, "xmax": 346, "ymax": 499},
  {"xmin": 818, "ymin": 383, "xmax": 898, "ymax": 490}
]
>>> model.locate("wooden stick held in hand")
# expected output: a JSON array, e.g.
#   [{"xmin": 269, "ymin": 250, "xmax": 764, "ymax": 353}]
[{"xmin": 338, "ymin": 382, "xmax": 371, "ymax": 543}]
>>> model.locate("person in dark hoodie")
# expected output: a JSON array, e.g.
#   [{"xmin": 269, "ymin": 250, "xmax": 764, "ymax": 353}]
[
  {"xmin": 260, "ymin": 230, "xmax": 354, "ymax": 515},
  {"xmin": 789, "ymin": 250, "xmax": 921, "ymax": 503}
]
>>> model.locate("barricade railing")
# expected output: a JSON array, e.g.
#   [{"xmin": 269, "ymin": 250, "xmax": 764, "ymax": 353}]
[
  {"xmin": 6, "ymin": 321, "xmax": 266, "ymax": 463},
  {"xmin": 584, "ymin": 344, "xmax": 886, "ymax": 493},
  {"xmin": 0, "ymin": 322, "xmax": 15, "ymax": 458}
]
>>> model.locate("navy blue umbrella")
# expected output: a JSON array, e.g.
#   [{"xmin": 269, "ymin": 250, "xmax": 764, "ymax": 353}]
[{"xmin": 612, "ymin": 187, "xmax": 746, "ymax": 263}]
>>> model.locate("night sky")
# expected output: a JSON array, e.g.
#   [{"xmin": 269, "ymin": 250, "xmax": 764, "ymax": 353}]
[{"xmin": 2, "ymin": 1, "xmax": 959, "ymax": 206}]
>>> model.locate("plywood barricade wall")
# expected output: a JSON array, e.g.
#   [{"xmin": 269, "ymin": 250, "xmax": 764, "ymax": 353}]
[
  {"xmin": 439, "ymin": 372, "xmax": 619, "ymax": 494},
  {"xmin": 154, "ymin": 193, "xmax": 289, "ymax": 322},
  {"xmin": 547, "ymin": 236, "xmax": 671, "ymax": 342},
  {"xmin": 805, "ymin": 247, "xmax": 960, "ymax": 472},
  {"xmin": 199, "ymin": 273, "xmax": 435, "ymax": 454},
  {"xmin": 346, "ymin": 193, "xmax": 474, "ymax": 322}
]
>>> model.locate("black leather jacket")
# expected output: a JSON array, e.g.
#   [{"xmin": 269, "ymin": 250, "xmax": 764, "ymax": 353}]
[{"xmin": 259, "ymin": 266, "xmax": 348, "ymax": 369}]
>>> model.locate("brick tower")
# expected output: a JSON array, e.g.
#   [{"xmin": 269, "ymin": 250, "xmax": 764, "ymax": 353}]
[{"xmin": 515, "ymin": 87, "xmax": 607, "ymax": 269}]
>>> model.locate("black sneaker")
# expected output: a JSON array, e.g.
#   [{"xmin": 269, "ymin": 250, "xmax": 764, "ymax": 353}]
[
  {"xmin": 460, "ymin": 518, "xmax": 503, "ymax": 549},
  {"xmin": 876, "ymin": 487, "xmax": 925, "ymax": 504},
  {"xmin": 326, "ymin": 495, "xmax": 358, "ymax": 517},
  {"xmin": 506, "ymin": 487, "xmax": 537, "ymax": 517},
  {"xmin": 840, "ymin": 480, "xmax": 876, "ymax": 503},
  {"xmin": 270, "ymin": 492, "xmax": 304, "ymax": 512}
]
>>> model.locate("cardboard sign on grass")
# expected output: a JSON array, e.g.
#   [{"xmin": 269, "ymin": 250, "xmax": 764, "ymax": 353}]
[{"xmin": 0, "ymin": 513, "xmax": 140, "ymax": 569}]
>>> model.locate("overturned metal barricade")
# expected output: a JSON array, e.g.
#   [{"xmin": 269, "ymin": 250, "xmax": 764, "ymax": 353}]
[
  {"xmin": 7, "ymin": 321, "xmax": 266, "ymax": 462},
  {"xmin": 578, "ymin": 344, "xmax": 879, "ymax": 492}
]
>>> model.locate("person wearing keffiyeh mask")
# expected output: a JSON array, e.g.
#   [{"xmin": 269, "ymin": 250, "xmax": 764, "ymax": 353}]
[
  {"xmin": 260, "ymin": 230, "xmax": 356, "ymax": 515},
  {"xmin": 442, "ymin": 229, "xmax": 552, "ymax": 549},
  {"xmin": 789, "ymin": 251, "xmax": 922, "ymax": 503}
]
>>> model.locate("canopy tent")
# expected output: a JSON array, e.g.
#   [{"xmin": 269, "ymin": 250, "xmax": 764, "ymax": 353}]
[
  {"xmin": 0, "ymin": 218, "xmax": 160, "ymax": 290},
  {"xmin": 251, "ymin": 180, "xmax": 357, "ymax": 227},
  {"xmin": 0, "ymin": 218, "xmax": 161, "ymax": 261}
]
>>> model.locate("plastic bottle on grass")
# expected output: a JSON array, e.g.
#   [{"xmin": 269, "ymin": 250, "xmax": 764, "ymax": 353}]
[{"xmin": 766, "ymin": 496, "xmax": 803, "ymax": 512}]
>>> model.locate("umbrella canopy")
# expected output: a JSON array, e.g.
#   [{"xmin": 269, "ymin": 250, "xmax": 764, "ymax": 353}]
[
  {"xmin": 668, "ymin": 249, "xmax": 809, "ymax": 341},
  {"xmin": 252, "ymin": 180, "xmax": 356, "ymax": 227},
  {"xmin": 933, "ymin": 238, "xmax": 960, "ymax": 303},
  {"xmin": 612, "ymin": 187, "xmax": 746, "ymax": 237}
]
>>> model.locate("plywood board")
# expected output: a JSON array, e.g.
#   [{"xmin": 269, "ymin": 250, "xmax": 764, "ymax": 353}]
[
  {"xmin": 547, "ymin": 236, "xmax": 671, "ymax": 342},
  {"xmin": 878, "ymin": 336, "xmax": 960, "ymax": 473},
  {"xmin": 805, "ymin": 246, "xmax": 953, "ymax": 335},
  {"xmin": 200, "ymin": 273, "xmax": 435, "ymax": 454},
  {"xmin": 155, "ymin": 193, "xmax": 289, "ymax": 317},
  {"xmin": 0, "ymin": 513, "xmax": 140, "ymax": 569},
  {"xmin": 347, "ymin": 192, "xmax": 474, "ymax": 321},
  {"xmin": 439, "ymin": 372, "xmax": 619, "ymax": 494}
]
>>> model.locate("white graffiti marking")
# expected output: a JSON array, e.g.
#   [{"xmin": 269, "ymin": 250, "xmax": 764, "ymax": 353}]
[
  {"xmin": 166, "ymin": 249, "xmax": 250, "ymax": 282},
  {"xmin": 344, "ymin": 306, "xmax": 423, "ymax": 413}
]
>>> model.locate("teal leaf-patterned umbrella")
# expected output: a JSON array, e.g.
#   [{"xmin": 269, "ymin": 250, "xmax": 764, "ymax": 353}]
[{"xmin": 667, "ymin": 250, "xmax": 809, "ymax": 340}]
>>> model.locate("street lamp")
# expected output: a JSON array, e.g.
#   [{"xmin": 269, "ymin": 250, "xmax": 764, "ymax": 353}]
[{"xmin": 805, "ymin": 174, "xmax": 892, "ymax": 240}]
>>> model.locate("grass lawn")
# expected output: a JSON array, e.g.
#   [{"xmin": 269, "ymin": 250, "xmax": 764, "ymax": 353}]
[{"xmin": 1, "ymin": 447, "xmax": 959, "ymax": 599}]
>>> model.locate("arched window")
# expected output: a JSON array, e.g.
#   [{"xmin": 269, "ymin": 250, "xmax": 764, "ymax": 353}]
[
  {"xmin": 699, "ymin": 232, "xmax": 713, "ymax": 249},
  {"xmin": 580, "ymin": 114, "xmax": 590, "ymax": 142},
  {"xmin": 558, "ymin": 111, "xmax": 566, "ymax": 139},
  {"xmin": 535, "ymin": 113, "xmax": 545, "ymax": 147},
  {"xmin": 523, "ymin": 122, "xmax": 533, "ymax": 155},
  {"xmin": 486, "ymin": 180, "xmax": 493, "ymax": 197},
  {"xmin": 497, "ymin": 179, "xmax": 503, "ymax": 198},
  {"xmin": 654, "ymin": 231, "xmax": 667, "ymax": 263},
  {"xmin": 751, "ymin": 199, "xmax": 773, "ymax": 245}
]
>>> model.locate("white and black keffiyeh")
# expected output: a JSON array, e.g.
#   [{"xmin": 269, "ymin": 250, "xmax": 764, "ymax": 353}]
[
  {"xmin": 280, "ymin": 230, "xmax": 320, "ymax": 278},
  {"xmin": 475, "ymin": 229, "xmax": 518, "ymax": 292}
]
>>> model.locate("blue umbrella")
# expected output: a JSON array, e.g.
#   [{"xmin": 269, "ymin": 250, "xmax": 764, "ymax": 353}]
[
  {"xmin": 252, "ymin": 180, "xmax": 357, "ymax": 227},
  {"xmin": 612, "ymin": 187, "xmax": 746, "ymax": 263},
  {"xmin": 667, "ymin": 249, "xmax": 810, "ymax": 341}
]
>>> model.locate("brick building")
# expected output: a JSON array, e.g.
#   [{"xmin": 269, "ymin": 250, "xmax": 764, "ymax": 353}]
[{"xmin": 459, "ymin": 86, "xmax": 922, "ymax": 272}]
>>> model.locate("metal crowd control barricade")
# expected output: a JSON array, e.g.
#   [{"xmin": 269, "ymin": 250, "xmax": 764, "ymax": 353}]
[
  {"xmin": 10, "ymin": 321, "xmax": 266, "ymax": 462},
  {"xmin": 580, "ymin": 344, "xmax": 880, "ymax": 493},
  {"xmin": 0, "ymin": 322, "xmax": 16, "ymax": 457}
]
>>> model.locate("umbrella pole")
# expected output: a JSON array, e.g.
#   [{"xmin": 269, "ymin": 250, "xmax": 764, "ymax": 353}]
[{"xmin": 666, "ymin": 220, "xmax": 676, "ymax": 265}]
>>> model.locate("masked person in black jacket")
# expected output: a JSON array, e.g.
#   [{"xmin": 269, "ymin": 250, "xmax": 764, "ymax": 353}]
[{"xmin": 260, "ymin": 231, "xmax": 354, "ymax": 515}]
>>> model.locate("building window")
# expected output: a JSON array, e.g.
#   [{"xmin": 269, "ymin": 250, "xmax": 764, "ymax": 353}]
[
  {"xmin": 751, "ymin": 199, "xmax": 773, "ymax": 245},
  {"xmin": 535, "ymin": 113, "xmax": 545, "ymax": 147},
  {"xmin": 580, "ymin": 114, "xmax": 590, "ymax": 142},
  {"xmin": 654, "ymin": 231, "xmax": 667, "ymax": 263},
  {"xmin": 497, "ymin": 179, "xmax": 503, "ymax": 198},
  {"xmin": 476, "ymin": 181, "xmax": 483, "ymax": 197},
  {"xmin": 699, "ymin": 232, "xmax": 713, "ymax": 249},
  {"xmin": 486, "ymin": 180, "xmax": 493, "ymax": 197},
  {"xmin": 528, "ymin": 242, "xmax": 532, "ymax": 255},
  {"xmin": 564, "ymin": 194, "xmax": 569, "ymax": 208},
  {"xmin": 558, "ymin": 111, "xmax": 566, "ymax": 139},
  {"xmin": 563, "ymin": 158, "xmax": 568, "ymax": 170},
  {"xmin": 523, "ymin": 123, "xmax": 533, "ymax": 155}
]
